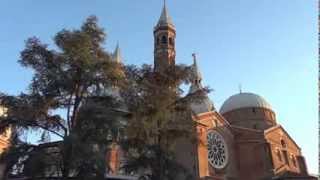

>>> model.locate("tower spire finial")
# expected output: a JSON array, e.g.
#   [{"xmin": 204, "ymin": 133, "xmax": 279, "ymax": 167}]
[
  {"xmin": 239, "ymin": 84, "xmax": 242, "ymax": 94},
  {"xmin": 113, "ymin": 42, "xmax": 122, "ymax": 63},
  {"xmin": 192, "ymin": 53, "xmax": 197, "ymax": 64},
  {"xmin": 156, "ymin": 0, "xmax": 174, "ymax": 27},
  {"xmin": 189, "ymin": 53, "xmax": 203, "ymax": 94},
  {"xmin": 192, "ymin": 53, "xmax": 197, "ymax": 65},
  {"xmin": 192, "ymin": 53, "xmax": 200, "ymax": 74},
  {"xmin": 115, "ymin": 41, "xmax": 119, "ymax": 49}
]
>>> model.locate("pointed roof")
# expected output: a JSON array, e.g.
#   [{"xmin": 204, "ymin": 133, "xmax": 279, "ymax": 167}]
[
  {"xmin": 112, "ymin": 43, "xmax": 122, "ymax": 63},
  {"xmin": 189, "ymin": 53, "xmax": 203, "ymax": 94},
  {"xmin": 156, "ymin": 1, "xmax": 174, "ymax": 27},
  {"xmin": 188, "ymin": 54, "xmax": 215, "ymax": 114},
  {"xmin": 192, "ymin": 53, "xmax": 202, "ymax": 82},
  {"xmin": 264, "ymin": 125, "xmax": 301, "ymax": 150}
]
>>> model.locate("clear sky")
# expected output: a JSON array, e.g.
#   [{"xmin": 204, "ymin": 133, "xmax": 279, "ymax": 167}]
[{"xmin": 0, "ymin": 0, "xmax": 317, "ymax": 174}]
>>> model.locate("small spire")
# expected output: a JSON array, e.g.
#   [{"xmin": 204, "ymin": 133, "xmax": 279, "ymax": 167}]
[
  {"xmin": 189, "ymin": 53, "xmax": 203, "ymax": 94},
  {"xmin": 188, "ymin": 53, "xmax": 215, "ymax": 114},
  {"xmin": 192, "ymin": 53, "xmax": 202, "ymax": 82},
  {"xmin": 113, "ymin": 42, "xmax": 122, "ymax": 63},
  {"xmin": 192, "ymin": 53, "xmax": 197, "ymax": 66},
  {"xmin": 157, "ymin": 0, "xmax": 174, "ymax": 27}
]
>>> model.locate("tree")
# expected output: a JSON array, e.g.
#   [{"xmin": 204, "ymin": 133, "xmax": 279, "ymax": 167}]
[
  {"xmin": 120, "ymin": 65, "xmax": 208, "ymax": 180},
  {"xmin": 0, "ymin": 16, "xmax": 125, "ymax": 179}
]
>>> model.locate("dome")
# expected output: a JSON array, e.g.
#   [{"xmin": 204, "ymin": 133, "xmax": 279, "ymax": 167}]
[
  {"xmin": 190, "ymin": 94, "xmax": 215, "ymax": 115},
  {"xmin": 219, "ymin": 92, "xmax": 272, "ymax": 114}
]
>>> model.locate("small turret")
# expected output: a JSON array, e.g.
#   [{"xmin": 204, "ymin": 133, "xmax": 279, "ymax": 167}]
[
  {"xmin": 188, "ymin": 54, "xmax": 214, "ymax": 114},
  {"xmin": 112, "ymin": 43, "xmax": 122, "ymax": 63},
  {"xmin": 156, "ymin": 0, "xmax": 174, "ymax": 28},
  {"xmin": 189, "ymin": 53, "xmax": 203, "ymax": 94}
]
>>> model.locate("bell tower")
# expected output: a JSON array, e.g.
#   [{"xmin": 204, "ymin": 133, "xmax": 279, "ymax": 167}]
[{"xmin": 154, "ymin": 1, "xmax": 176, "ymax": 73}]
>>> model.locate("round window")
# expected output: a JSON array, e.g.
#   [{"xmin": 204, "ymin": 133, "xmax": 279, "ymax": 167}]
[{"xmin": 207, "ymin": 131, "xmax": 228, "ymax": 169}]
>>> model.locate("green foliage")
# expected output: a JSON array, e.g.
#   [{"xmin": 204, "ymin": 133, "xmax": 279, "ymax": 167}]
[
  {"xmin": 0, "ymin": 15, "xmax": 125, "ymax": 178},
  {"xmin": 121, "ymin": 65, "xmax": 200, "ymax": 180},
  {"xmin": 0, "ymin": 14, "xmax": 209, "ymax": 180}
]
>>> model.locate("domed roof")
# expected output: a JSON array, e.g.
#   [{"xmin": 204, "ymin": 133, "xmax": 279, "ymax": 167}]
[
  {"xmin": 219, "ymin": 92, "xmax": 272, "ymax": 114},
  {"xmin": 190, "ymin": 94, "xmax": 215, "ymax": 115}
]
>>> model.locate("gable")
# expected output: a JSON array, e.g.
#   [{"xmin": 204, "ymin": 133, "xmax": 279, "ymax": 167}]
[
  {"xmin": 193, "ymin": 110, "xmax": 231, "ymax": 129},
  {"xmin": 264, "ymin": 125, "xmax": 301, "ymax": 152}
]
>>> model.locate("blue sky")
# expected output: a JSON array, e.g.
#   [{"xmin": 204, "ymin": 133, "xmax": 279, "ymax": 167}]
[{"xmin": 0, "ymin": 0, "xmax": 317, "ymax": 174}]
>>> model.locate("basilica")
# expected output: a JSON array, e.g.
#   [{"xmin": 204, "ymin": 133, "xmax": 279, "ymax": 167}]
[
  {"xmin": 105, "ymin": 3, "xmax": 316, "ymax": 180},
  {"xmin": 0, "ymin": 2, "xmax": 316, "ymax": 180}
]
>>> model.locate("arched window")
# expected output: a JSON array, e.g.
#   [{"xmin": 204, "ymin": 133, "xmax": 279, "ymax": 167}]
[
  {"xmin": 169, "ymin": 37, "xmax": 174, "ymax": 45},
  {"xmin": 291, "ymin": 155, "xmax": 297, "ymax": 167},
  {"xmin": 195, "ymin": 79, "xmax": 201, "ymax": 84},
  {"xmin": 282, "ymin": 150, "xmax": 289, "ymax": 164},
  {"xmin": 252, "ymin": 108, "xmax": 256, "ymax": 113},
  {"xmin": 157, "ymin": 37, "xmax": 160, "ymax": 45},
  {"xmin": 281, "ymin": 139, "xmax": 286, "ymax": 148},
  {"xmin": 161, "ymin": 35, "xmax": 167, "ymax": 44},
  {"xmin": 276, "ymin": 149, "xmax": 282, "ymax": 162}
]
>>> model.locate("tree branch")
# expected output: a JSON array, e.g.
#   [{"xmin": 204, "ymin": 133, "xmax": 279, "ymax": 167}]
[
  {"xmin": 66, "ymin": 92, "xmax": 74, "ymax": 132},
  {"xmin": 35, "ymin": 123, "xmax": 65, "ymax": 139}
]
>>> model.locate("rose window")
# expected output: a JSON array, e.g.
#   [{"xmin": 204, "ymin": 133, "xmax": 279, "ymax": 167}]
[{"xmin": 207, "ymin": 131, "xmax": 228, "ymax": 169}]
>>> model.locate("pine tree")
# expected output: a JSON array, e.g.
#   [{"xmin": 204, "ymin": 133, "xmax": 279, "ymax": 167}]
[
  {"xmin": 0, "ymin": 16, "xmax": 125, "ymax": 179},
  {"xmin": 121, "ymin": 65, "xmax": 207, "ymax": 180}
]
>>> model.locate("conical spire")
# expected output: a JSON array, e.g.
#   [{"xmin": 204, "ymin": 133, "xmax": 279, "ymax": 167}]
[
  {"xmin": 156, "ymin": 0, "xmax": 174, "ymax": 27},
  {"xmin": 188, "ymin": 54, "xmax": 215, "ymax": 114},
  {"xmin": 112, "ymin": 43, "xmax": 122, "ymax": 63},
  {"xmin": 189, "ymin": 53, "xmax": 203, "ymax": 94},
  {"xmin": 193, "ymin": 53, "xmax": 202, "ymax": 81}
]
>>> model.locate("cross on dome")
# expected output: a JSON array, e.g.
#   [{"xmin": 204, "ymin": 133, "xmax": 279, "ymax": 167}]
[{"xmin": 239, "ymin": 84, "xmax": 242, "ymax": 94}]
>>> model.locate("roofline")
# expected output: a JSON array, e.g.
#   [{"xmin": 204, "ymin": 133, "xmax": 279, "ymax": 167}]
[
  {"xmin": 220, "ymin": 106, "xmax": 275, "ymax": 116},
  {"xmin": 230, "ymin": 125, "xmax": 264, "ymax": 133},
  {"xmin": 264, "ymin": 125, "xmax": 301, "ymax": 150},
  {"xmin": 193, "ymin": 110, "xmax": 232, "ymax": 128},
  {"xmin": 219, "ymin": 92, "xmax": 273, "ymax": 114}
]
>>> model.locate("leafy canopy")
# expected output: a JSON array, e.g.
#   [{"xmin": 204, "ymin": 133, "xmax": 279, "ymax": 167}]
[
  {"xmin": 121, "ymin": 65, "xmax": 206, "ymax": 180},
  {"xmin": 0, "ymin": 16, "xmax": 126, "ymax": 178}
]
